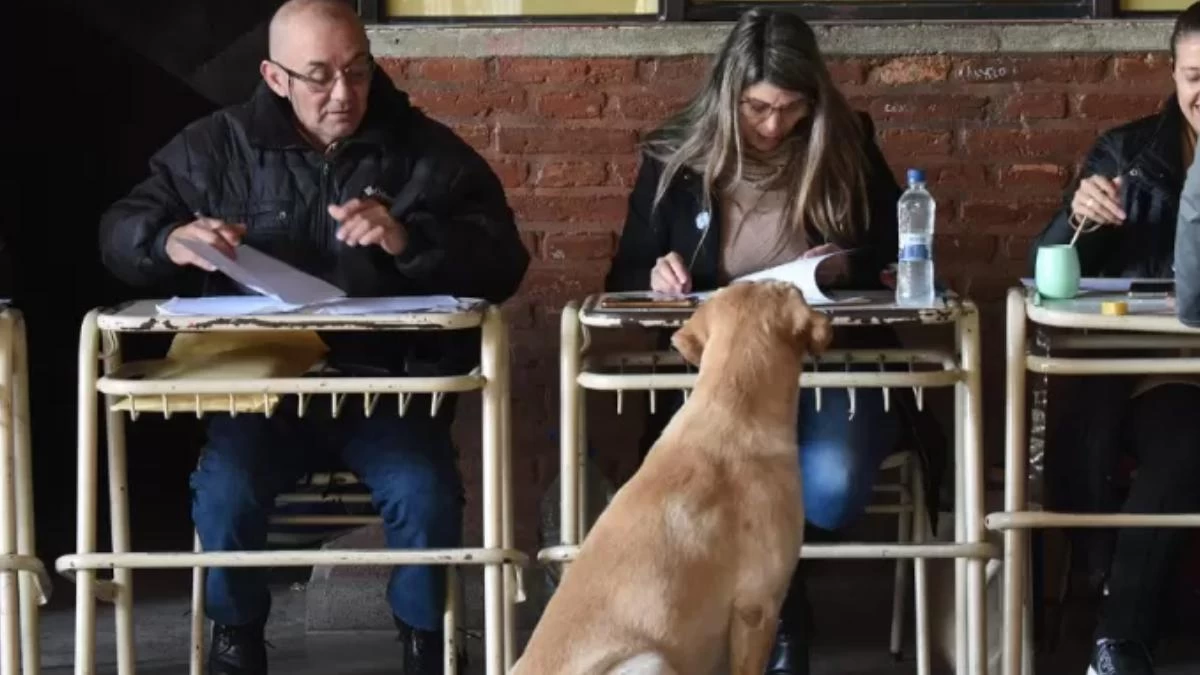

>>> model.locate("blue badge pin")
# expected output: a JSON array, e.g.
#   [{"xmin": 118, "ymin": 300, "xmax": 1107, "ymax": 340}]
[{"xmin": 694, "ymin": 210, "xmax": 711, "ymax": 231}]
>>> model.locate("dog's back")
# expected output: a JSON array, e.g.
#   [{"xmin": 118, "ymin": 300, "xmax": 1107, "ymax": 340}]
[{"xmin": 513, "ymin": 282, "xmax": 831, "ymax": 675}]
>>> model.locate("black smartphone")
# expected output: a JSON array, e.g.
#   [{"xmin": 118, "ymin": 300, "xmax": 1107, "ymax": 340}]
[{"xmin": 1128, "ymin": 280, "xmax": 1174, "ymax": 295}]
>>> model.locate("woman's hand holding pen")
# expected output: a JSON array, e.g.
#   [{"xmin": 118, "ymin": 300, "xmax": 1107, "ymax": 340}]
[
  {"xmin": 329, "ymin": 197, "xmax": 408, "ymax": 255},
  {"xmin": 651, "ymin": 252, "xmax": 692, "ymax": 295},
  {"xmin": 1071, "ymin": 175, "xmax": 1126, "ymax": 227}
]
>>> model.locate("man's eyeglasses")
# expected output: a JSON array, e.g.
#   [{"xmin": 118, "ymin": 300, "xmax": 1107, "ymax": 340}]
[{"xmin": 269, "ymin": 57, "xmax": 375, "ymax": 93}]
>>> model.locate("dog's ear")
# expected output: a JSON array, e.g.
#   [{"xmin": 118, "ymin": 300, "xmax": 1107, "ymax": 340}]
[
  {"xmin": 671, "ymin": 311, "xmax": 709, "ymax": 366},
  {"xmin": 793, "ymin": 301, "xmax": 833, "ymax": 355}
]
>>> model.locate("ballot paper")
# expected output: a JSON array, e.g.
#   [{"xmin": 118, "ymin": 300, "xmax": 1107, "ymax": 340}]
[
  {"xmin": 734, "ymin": 249, "xmax": 866, "ymax": 305},
  {"xmin": 177, "ymin": 239, "xmax": 347, "ymax": 306},
  {"xmin": 156, "ymin": 295, "xmax": 467, "ymax": 317}
]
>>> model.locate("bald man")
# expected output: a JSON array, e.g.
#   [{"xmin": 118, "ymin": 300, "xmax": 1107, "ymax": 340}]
[{"xmin": 98, "ymin": 1, "xmax": 529, "ymax": 673}]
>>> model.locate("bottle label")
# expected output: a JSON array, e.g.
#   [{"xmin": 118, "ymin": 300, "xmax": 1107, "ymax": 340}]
[{"xmin": 898, "ymin": 240, "xmax": 931, "ymax": 263}]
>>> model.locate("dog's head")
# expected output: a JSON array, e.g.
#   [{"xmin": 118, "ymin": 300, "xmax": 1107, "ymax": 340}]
[{"xmin": 670, "ymin": 281, "xmax": 832, "ymax": 366}]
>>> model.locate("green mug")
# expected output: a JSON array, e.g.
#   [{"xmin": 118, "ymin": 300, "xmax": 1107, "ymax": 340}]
[{"xmin": 1035, "ymin": 245, "xmax": 1081, "ymax": 299}]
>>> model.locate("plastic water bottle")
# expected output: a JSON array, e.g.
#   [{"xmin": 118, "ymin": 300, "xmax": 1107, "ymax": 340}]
[{"xmin": 896, "ymin": 168, "xmax": 936, "ymax": 307}]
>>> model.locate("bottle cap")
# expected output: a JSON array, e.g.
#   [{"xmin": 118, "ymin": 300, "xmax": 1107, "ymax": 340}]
[
  {"xmin": 1101, "ymin": 301, "xmax": 1128, "ymax": 316},
  {"xmin": 907, "ymin": 168, "xmax": 925, "ymax": 184}
]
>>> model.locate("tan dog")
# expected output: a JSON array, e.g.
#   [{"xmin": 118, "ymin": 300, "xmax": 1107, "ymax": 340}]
[{"xmin": 513, "ymin": 281, "xmax": 832, "ymax": 675}]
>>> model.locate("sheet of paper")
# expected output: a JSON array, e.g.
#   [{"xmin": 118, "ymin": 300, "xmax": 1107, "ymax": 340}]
[
  {"xmin": 178, "ymin": 240, "xmax": 347, "ymax": 306},
  {"xmin": 157, "ymin": 296, "xmax": 303, "ymax": 316},
  {"xmin": 734, "ymin": 250, "xmax": 859, "ymax": 305},
  {"xmin": 308, "ymin": 296, "xmax": 465, "ymax": 315},
  {"xmin": 157, "ymin": 295, "xmax": 468, "ymax": 317}
]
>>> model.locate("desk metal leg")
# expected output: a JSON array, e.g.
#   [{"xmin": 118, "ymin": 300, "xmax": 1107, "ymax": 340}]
[
  {"xmin": 501, "ymin": 330, "xmax": 517, "ymax": 672},
  {"xmin": 960, "ymin": 307, "xmax": 987, "ymax": 675},
  {"xmin": 75, "ymin": 311, "xmax": 101, "ymax": 675},
  {"xmin": 1002, "ymin": 290, "xmax": 1029, "ymax": 675},
  {"xmin": 559, "ymin": 303, "xmax": 582, "ymax": 550},
  {"xmin": 101, "ymin": 331, "xmax": 137, "ymax": 674},
  {"xmin": 954, "ymin": 322, "xmax": 967, "ymax": 675},
  {"xmin": 11, "ymin": 314, "xmax": 40, "ymax": 675},
  {"xmin": 1, "ymin": 315, "xmax": 20, "ymax": 675},
  {"xmin": 481, "ymin": 307, "xmax": 507, "ymax": 675},
  {"xmin": 190, "ymin": 533, "xmax": 204, "ymax": 675}
]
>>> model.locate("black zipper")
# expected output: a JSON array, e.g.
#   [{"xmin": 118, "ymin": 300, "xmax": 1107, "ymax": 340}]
[{"xmin": 320, "ymin": 159, "xmax": 333, "ymax": 248}]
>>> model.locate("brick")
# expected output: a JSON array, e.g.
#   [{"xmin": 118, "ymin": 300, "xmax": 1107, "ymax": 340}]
[
  {"xmin": 878, "ymin": 129, "xmax": 953, "ymax": 157},
  {"xmin": 932, "ymin": 234, "xmax": 997, "ymax": 264},
  {"xmin": 638, "ymin": 56, "xmax": 708, "ymax": 84},
  {"xmin": 961, "ymin": 129, "xmax": 1095, "ymax": 161},
  {"xmin": 869, "ymin": 95, "xmax": 987, "ymax": 123},
  {"xmin": 999, "ymin": 235, "xmax": 1038, "ymax": 261},
  {"xmin": 451, "ymin": 124, "xmax": 492, "ymax": 152},
  {"xmin": 954, "ymin": 56, "xmax": 1107, "ymax": 84},
  {"xmin": 1113, "ymin": 54, "xmax": 1173, "ymax": 81},
  {"xmin": 845, "ymin": 95, "xmax": 872, "ymax": 114},
  {"xmin": 542, "ymin": 232, "xmax": 616, "ymax": 261},
  {"xmin": 1002, "ymin": 93, "xmax": 1067, "ymax": 120},
  {"xmin": 609, "ymin": 158, "xmax": 641, "ymax": 188},
  {"xmin": 407, "ymin": 85, "xmax": 525, "ymax": 119},
  {"xmin": 517, "ymin": 264, "xmax": 609, "ymax": 306},
  {"xmin": 509, "ymin": 194, "xmax": 628, "ymax": 224},
  {"xmin": 501, "ymin": 301, "xmax": 537, "ymax": 331},
  {"xmin": 997, "ymin": 164, "xmax": 1070, "ymax": 192},
  {"xmin": 612, "ymin": 90, "xmax": 691, "ymax": 121},
  {"xmin": 537, "ymin": 91, "xmax": 606, "ymax": 119},
  {"xmin": 890, "ymin": 164, "xmax": 989, "ymax": 192},
  {"xmin": 534, "ymin": 160, "xmax": 608, "ymax": 188},
  {"xmin": 486, "ymin": 157, "xmax": 528, "ymax": 188},
  {"xmin": 826, "ymin": 58, "xmax": 870, "ymax": 86},
  {"xmin": 519, "ymin": 230, "xmax": 540, "ymax": 258},
  {"xmin": 376, "ymin": 57, "xmax": 407, "ymax": 81},
  {"xmin": 1074, "ymin": 94, "xmax": 1166, "ymax": 121},
  {"xmin": 407, "ymin": 58, "xmax": 488, "ymax": 82},
  {"xmin": 496, "ymin": 127, "xmax": 638, "ymax": 154},
  {"xmin": 959, "ymin": 199, "xmax": 1061, "ymax": 234},
  {"xmin": 871, "ymin": 56, "xmax": 951, "ymax": 85},
  {"xmin": 496, "ymin": 58, "xmax": 636, "ymax": 84}
]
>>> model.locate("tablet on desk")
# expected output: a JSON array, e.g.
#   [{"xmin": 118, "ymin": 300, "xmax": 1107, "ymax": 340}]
[
  {"xmin": 1128, "ymin": 280, "xmax": 1174, "ymax": 296},
  {"xmin": 597, "ymin": 293, "xmax": 705, "ymax": 310}
]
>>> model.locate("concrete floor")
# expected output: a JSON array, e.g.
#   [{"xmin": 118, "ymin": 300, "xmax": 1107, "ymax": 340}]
[{"xmin": 31, "ymin": 561, "xmax": 1200, "ymax": 675}]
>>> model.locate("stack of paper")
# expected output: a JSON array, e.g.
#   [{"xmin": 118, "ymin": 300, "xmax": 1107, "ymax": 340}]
[
  {"xmin": 162, "ymin": 240, "xmax": 468, "ymax": 316},
  {"xmin": 157, "ymin": 295, "xmax": 467, "ymax": 317}
]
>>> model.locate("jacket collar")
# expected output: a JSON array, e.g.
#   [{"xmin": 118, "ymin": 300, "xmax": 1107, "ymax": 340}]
[
  {"xmin": 1131, "ymin": 94, "xmax": 1186, "ymax": 188},
  {"xmin": 243, "ymin": 69, "xmax": 413, "ymax": 152}
]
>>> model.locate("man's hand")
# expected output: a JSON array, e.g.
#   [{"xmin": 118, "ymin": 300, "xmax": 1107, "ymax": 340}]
[
  {"xmin": 329, "ymin": 198, "xmax": 407, "ymax": 255},
  {"xmin": 164, "ymin": 215, "xmax": 246, "ymax": 271}
]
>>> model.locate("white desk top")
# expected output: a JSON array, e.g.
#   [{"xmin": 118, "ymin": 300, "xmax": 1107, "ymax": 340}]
[
  {"xmin": 96, "ymin": 298, "xmax": 488, "ymax": 332},
  {"xmin": 578, "ymin": 290, "xmax": 968, "ymax": 329},
  {"xmin": 1025, "ymin": 289, "xmax": 1200, "ymax": 335}
]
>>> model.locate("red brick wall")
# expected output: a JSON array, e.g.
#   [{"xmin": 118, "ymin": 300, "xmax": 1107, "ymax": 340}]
[{"xmin": 378, "ymin": 53, "xmax": 1173, "ymax": 547}]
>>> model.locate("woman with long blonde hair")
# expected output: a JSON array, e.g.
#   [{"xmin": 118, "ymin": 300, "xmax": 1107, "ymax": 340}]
[{"xmin": 606, "ymin": 9, "xmax": 947, "ymax": 673}]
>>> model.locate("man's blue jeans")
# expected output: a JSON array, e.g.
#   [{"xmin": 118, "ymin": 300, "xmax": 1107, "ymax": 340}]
[
  {"xmin": 798, "ymin": 386, "xmax": 901, "ymax": 531},
  {"xmin": 189, "ymin": 406, "xmax": 463, "ymax": 632}
]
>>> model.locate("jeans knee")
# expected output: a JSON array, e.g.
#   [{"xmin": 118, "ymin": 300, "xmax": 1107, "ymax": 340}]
[
  {"xmin": 370, "ymin": 461, "xmax": 463, "ymax": 533},
  {"xmin": 801, "ymin": 442, "xmax": 875, "ymax": 531},
  {"xmin": 190, "ymin": 459, "xmax": 268, "ymax": 531}
]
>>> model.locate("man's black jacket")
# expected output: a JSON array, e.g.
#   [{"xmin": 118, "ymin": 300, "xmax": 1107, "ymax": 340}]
[{"xmin": 100, "ymin": 70, "xmax": 530, "ymax": 378}]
